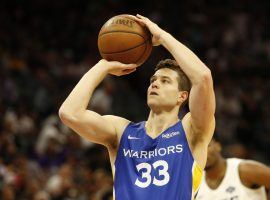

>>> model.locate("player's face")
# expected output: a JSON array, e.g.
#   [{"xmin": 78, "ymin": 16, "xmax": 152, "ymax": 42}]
[
  {"xmin": 206, "ymin": 140, "xmax": 221, "ymax": 169},
  {"xmin": 147, "ymin": 68, "xmax": 181, "ymax": 111}
]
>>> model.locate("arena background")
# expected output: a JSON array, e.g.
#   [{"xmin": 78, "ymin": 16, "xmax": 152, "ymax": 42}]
[{"xmin": 0, "ymin": 0, "xmax": 269, "ymax": 199}]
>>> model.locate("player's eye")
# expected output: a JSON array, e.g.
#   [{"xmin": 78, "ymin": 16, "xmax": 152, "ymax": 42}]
[{"xmin": 150, "ymin": 78, "xmax": 156, "ymax": 83}]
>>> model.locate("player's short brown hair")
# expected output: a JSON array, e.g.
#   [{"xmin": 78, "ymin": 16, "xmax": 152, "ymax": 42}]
[
  {"xmin": 155, "ymin": 59, "xmax": 191, "ymax": 92},
  {"xmin": 155, "ymin": 59, "xmax": 191, "ymax": 109}
]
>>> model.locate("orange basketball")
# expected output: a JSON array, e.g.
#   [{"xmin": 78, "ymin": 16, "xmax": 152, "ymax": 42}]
[{"xmin": 98, "ymin": 15, "xmax": 152, "ymax": 66}]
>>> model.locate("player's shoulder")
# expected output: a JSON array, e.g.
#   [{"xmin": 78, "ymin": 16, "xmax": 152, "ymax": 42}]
[
  {"xmin": 103, "ymin": 115, "xmax": 130, "ymax": 123},
  {"xmin": 238, "ymin": 159, "xmax": 264, "ymax": 172},
  {"xmin": 102, "ymin": 115, "xmax": 131, "ymax": 149},
  {"xmin": 226, "ymin": 158, "xmax": 259, "ymax": 169},
  {"xmin": 103, "ymin": 115, "xmax": 131, "ymax": 132},
  {"xmin": 103, "ymin": 115, "xmax": 144, "ymax": 128},
  {"xmin": 228, "ymin": 158, "xmax": 258, "ymax": 175},
  {"xmin": 237, "ymin": 159, "xmax": 267, "ymax": 188},
  {"xmin": 103, "ymin": 115, "xmax": 145, "ymax": 138}
]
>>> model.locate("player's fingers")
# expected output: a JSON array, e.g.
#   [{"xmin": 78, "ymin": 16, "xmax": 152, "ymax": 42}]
[
  {"xmin": 109, "ymin": 61, "xmax": 136, "ymax": 68},
  {"xmin": 123, "ymin": 68, "xmax": 136, "ymax": 74},
  {"xmin": 136, "ymin": 14, "xmax": 147, "ymax": 19},
  {"xmin": 136, "ymin": 19, "xmax": 146, "ymax": 27},
  {"xmin": 125, "ymin": 14, "xmax": 137, "ymax": 21},
  {"xmin": 136, "ymin": 15, "xmax": 149, "ymax": 24},
  {"xmin": 121, "ymin": 63, "xmax": 137, "ymax": 70},
  {"xmin": 127, "ymin": 15, "xmax": 146, "ymax": 27},
  {"xmin": 136, "ymin": 14, "xmax": 151, "ymax": 23},
  {"xmin": 137, "ymin": 15, "xmax": 155, "ymax": 29},
  {"xmin": 127, "ymin": 63, "xmax": 137, "ymax": 68}
]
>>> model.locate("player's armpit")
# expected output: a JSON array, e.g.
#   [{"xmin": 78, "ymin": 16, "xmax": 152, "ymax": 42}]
[{"xmin": 239, "ymin": 160, "xmax": 270, "ymax": 189}]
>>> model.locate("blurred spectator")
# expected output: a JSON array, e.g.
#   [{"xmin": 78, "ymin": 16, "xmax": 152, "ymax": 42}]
[
  {"xmin": 36, "ymin": 115, "xmax": 66, "ymax": 156},
  {"xmin": 33, "ymin": 191, "xmax": 51, "ymax": 200},
  {"xmin": 1, "ymin": 184, "xmax": 15, "ymax": 200},
  {"xmin": 46, "ymin": 164, "xmax": 74, "ymax": 199},
  {"xmin": 91, "ymin": 77, "xmax": 115, "ymax": 115}
]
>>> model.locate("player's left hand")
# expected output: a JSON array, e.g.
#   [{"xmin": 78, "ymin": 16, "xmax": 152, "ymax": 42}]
[{"xmin": 129, "ymin": 14, "xmax": 165, "ymax": 46}]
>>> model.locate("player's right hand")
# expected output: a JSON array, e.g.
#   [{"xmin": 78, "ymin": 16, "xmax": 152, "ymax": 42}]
[{"xmin": 99, "ymin": 59, "xmax": 137, "ymax": 76}]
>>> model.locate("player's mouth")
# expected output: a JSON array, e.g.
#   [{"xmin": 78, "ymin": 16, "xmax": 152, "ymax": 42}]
[{"xmin": 150, "ymin": 91, "xmax": 158, "ymax": 96}]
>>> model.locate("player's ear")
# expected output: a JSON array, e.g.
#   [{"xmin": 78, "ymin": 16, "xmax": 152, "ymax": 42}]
[{"xmin": 177, "ymin": 91, "xmax": 188, "ymax": 104}]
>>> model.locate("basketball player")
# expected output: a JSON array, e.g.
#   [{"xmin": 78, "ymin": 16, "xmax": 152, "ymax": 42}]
[
  {"xmin": 59, "ymin": 14, "xmax": 215, "ymax": 200},
  {"xmin": 196, "ymin": 138, "xmax": 270, "ymax": 200}
]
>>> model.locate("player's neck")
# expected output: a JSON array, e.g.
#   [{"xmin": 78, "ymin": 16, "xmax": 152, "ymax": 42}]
[
  {"xmin": 146, "ymin": 111, "xmax": 179, "ymax": 138},
  {"xmin": 206, "ymin": 157, "xmax": 227, "ymax": 180}
]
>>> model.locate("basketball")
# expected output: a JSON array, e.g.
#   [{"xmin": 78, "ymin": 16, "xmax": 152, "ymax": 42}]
[{"xmin": 98, "ymin": 15, "xmax": 152, "ymax": 66}]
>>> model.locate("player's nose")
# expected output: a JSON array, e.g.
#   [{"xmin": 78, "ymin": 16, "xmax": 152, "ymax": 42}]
[{"xmin": 151, "ymin": 80, "xmax": 160, "ymax": 89}]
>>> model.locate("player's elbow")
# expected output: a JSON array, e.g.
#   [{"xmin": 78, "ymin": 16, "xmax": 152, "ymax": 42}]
[
  {"xmin": 58, "ymin": 107, "xmax": 78, "ymax": 126},
  {"xmin": 193, "ymin": 69, "xmax": 213, "ymax": 86},
  {"xmin": 199, "ymin": 69, "xmax": 213, "ymax": 87},
  {"xmin": 202, "ymin": 69, "xmax": 212, "ymax": 81}
]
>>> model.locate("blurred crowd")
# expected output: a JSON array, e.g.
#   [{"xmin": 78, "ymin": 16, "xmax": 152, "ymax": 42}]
[{"xmin": 1, "ymin": 0, "xmax": 270, "ymax": 199}]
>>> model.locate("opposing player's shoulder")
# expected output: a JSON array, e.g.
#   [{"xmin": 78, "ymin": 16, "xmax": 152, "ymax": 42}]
[
  {"xmin": 239, "ymin": 159, "xmax": 265, "ymax": 173},
  {"xmin": 238, "ymin": 159, "xmax": 269, "ymax": 188}
]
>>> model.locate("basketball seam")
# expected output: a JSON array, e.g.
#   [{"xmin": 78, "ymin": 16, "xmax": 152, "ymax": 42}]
[
  {"xmin": 100, "ymin": 40, "xmax": 147, "ymax": 54},
  {"xmin": 99, "ymin": 30, "xmax": 146, "ymax": 41},
  {"xmin": 134, "ymin": 40, "xmax": 148, "ymax": 64}
]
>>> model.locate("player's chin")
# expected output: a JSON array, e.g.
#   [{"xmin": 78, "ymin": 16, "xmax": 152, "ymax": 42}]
[{"xmin": 147, "ymin": 99, "xmax": 160, "ymax": 109}]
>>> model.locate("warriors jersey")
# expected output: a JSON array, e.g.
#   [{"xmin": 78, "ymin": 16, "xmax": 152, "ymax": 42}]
[
  {"xmin": 114, "ymin": 121, "xmax": 202, "ymax": 200},
  {"xmin": 196, "ymin": 158, "xmax": 267, "ymax": 200}
]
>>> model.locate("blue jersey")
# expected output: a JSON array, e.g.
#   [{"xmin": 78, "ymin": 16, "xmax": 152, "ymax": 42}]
[{"xmin": 114, "ymin": 121, "xmax": 202, "ymax": 200}]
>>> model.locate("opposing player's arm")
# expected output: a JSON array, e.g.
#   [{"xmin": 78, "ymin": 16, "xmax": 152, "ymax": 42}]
[
  {"xmin": 239, "ymin": 160, "xmax": 270, "ymax": 189},
  {"xmin": 59, "ymin": 59, "xmax": 136, "ymax": 147}
]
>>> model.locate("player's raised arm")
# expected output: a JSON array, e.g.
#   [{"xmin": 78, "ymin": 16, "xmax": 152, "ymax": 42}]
[
  {"xmin": 163, "ymin": 34, "xmax": 216, "ymax": 142},
  {"xmin": 59, "ymin": 59, "xmax": 136, "ymax": 147},
  {"xmin": 133, "ymin": 14, "xmax": 215, "ymax": 143}
]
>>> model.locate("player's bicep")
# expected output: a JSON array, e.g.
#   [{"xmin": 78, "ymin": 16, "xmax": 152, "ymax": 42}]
[
  {"xmin": 188, "ymin": 73, "xmax": 215, "ymax": 133},
  {"xmin": 60, "ymin": 110, "xmax": 118, "ymax": 146}
]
